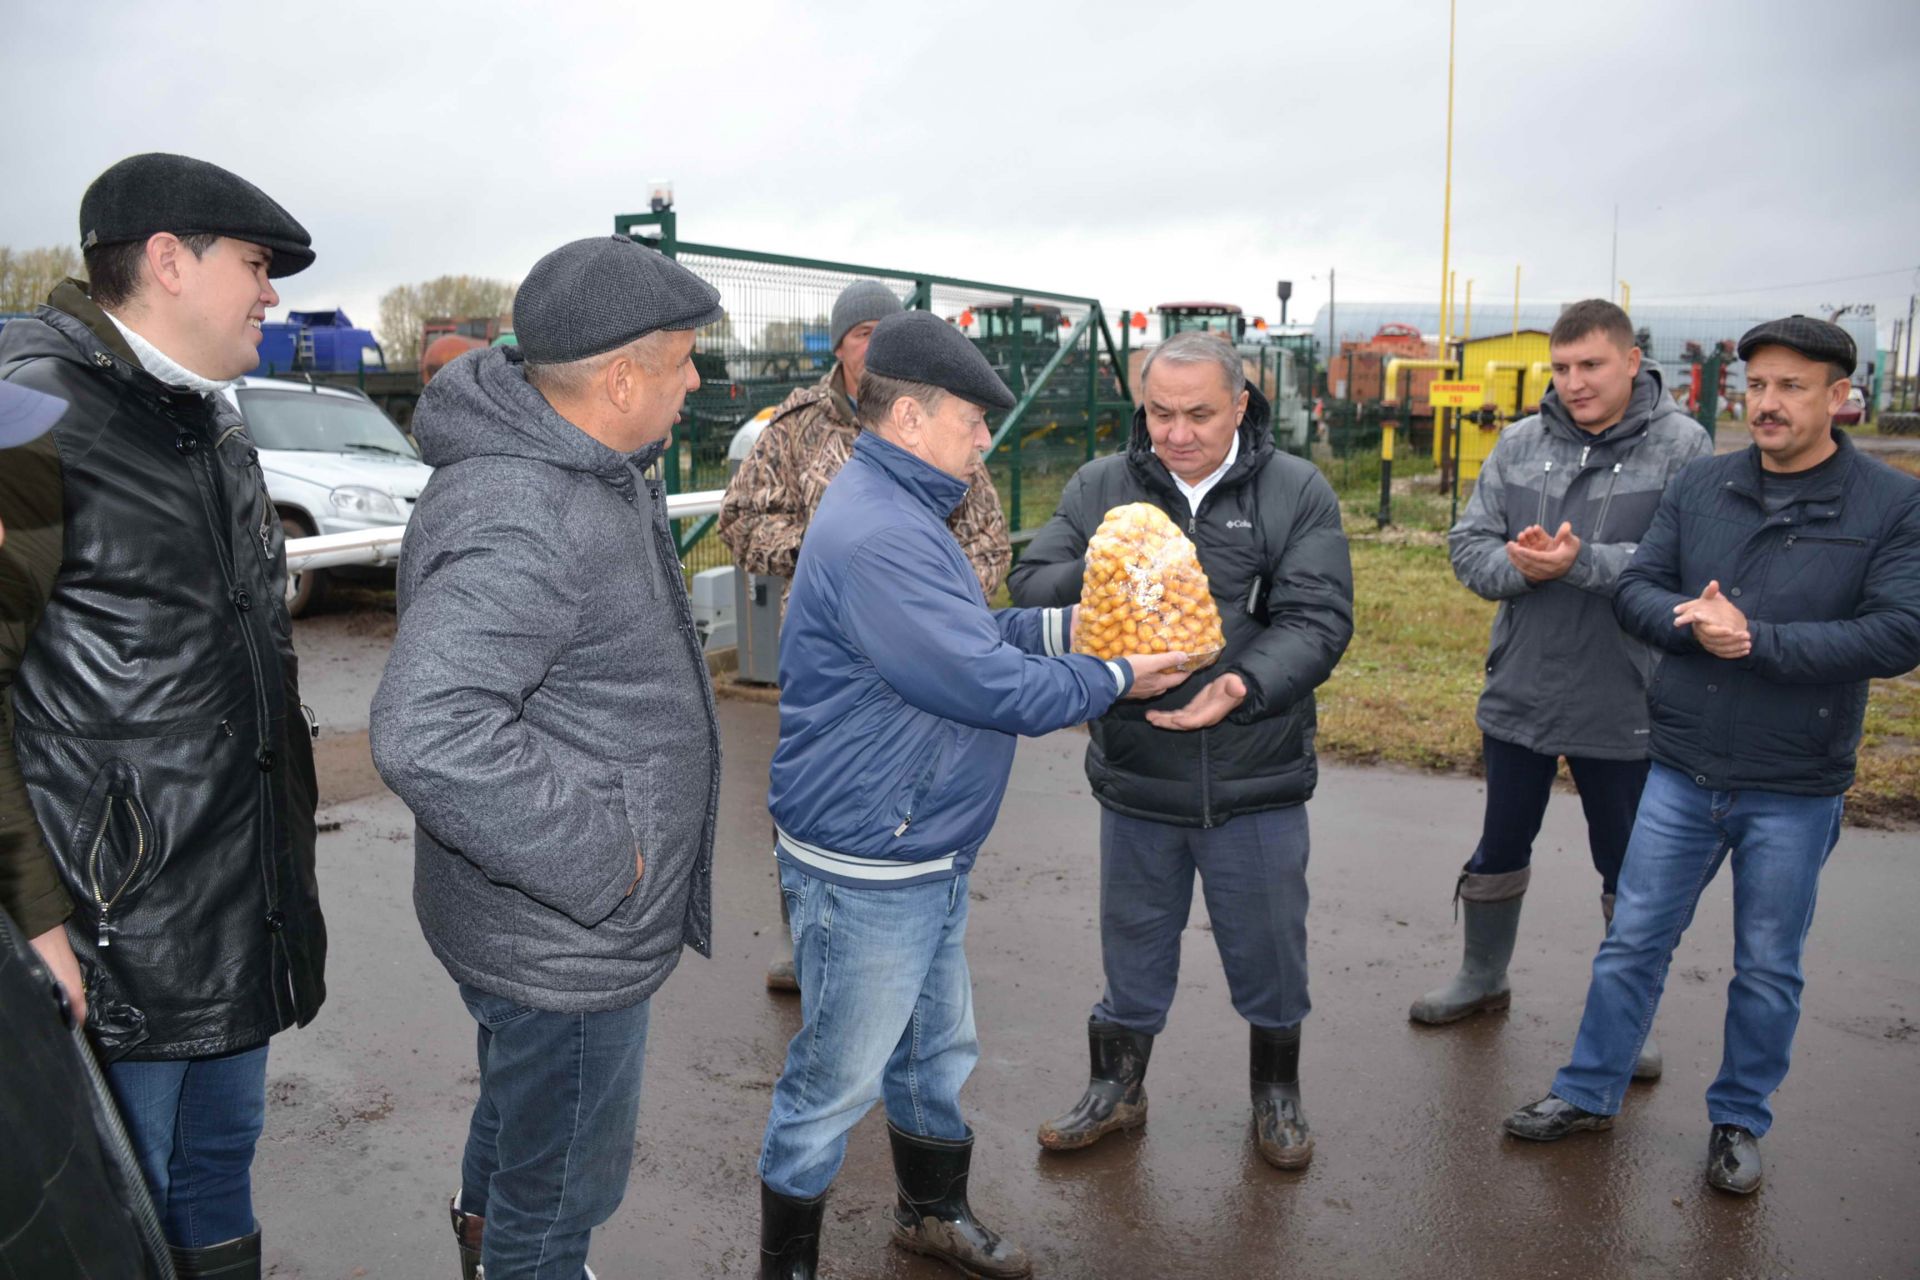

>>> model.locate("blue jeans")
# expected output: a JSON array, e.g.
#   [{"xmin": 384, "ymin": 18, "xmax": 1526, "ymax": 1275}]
[
  {"xmin": 458, "ymin": 984, "xmax": 650, "ymax": 1280},
  {"xmin": 106, "ymin": 1044, "xmax": 269, "ymax": 1248},
  {"xmin": 1552, "ymin": 764, "xmax": 1844, "ymax": 1135},
  {"xmin": 1093, "ymin": 805, "xmax": 1311, "ymax": 1035},
  {"xmin": 759, "ymin": 863, "xmax": 978, "ymax": 1200},
  {"xmin": 1466, "ymin": 733, "xmax": 1650, "ymax": 895}
]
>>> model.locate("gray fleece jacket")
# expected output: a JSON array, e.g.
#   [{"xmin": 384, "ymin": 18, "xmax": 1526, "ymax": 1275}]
[
  {"xmin": 1449, "ymin": 366, "xmax": 1711, "ymax": 759},
  {"xmin": 371, "ymin": 348, "xmax": 717, "ymax": 1013}
]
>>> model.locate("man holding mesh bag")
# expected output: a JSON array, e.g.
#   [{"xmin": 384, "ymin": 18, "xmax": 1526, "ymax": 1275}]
[{"xmin": 1009, "ymin": 331, "xmax": 1353, "ymax": 1170}]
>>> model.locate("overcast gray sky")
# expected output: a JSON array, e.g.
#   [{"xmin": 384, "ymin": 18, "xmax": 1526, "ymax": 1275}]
[{"xmin": 5, "ymin": 0, "xmax": 1917, "ymax": 347}]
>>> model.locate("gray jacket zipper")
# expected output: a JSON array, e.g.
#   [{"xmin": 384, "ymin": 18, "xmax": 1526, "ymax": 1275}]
[
  {"xmin": 1592, "ymin": 463, "xmax": 1625, "ymax": 543},
  {"xmin": 1535, "ymin": 461, "xmax": 1553, "ymax": 528}
]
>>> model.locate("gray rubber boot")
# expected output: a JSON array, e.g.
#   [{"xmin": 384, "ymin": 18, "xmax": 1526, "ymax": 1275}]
[
  {"xmin": 1409, "ymin": 870, "xmax": 1526, "ymax": 1025},
  {"xmin": 766, "ymin": 885, "xmax": 799, "ymax": 994},
  {"xmin": 1603, "ymin": 893, "xmax": 1663, "ymax": 1081}
]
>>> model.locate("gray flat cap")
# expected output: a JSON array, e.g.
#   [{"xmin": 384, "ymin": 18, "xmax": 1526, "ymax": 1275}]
[
  {"xmin": 864, "ymin": 310, "xmax": 1015, "ymax": 411},
  {"xmin": 80, "ymin": 153, "xmax": 313, "ymax": 277},
  {"xmin": 514, "ymin": 236, "xmax": 724, "ymax": 364},
  {"xmin": 830, "ymin": 280, "xmax": 902, "ymax": 351},
  {"xmin": 1737, "ymin": 315, "xmax": 1857, "ymax": 374}
]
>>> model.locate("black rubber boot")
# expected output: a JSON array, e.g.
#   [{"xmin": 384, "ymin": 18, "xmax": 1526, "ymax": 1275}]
[
  {"xmin": 888, "ymin": 1124, "xmax": 1032, "ymax": 1279},
  {"xmin": 759, "ymin": 1181, "xmax": 825, "ymax": 1280},
  {"xmin": 1410, "ymin": 869, "xmax": 1526, "ymax": 1025},
  {"xmin": 170, "ymin": 1231, "xmax": 262, "ymax": 1278},
  {"xmin": 450, "ymin": 1192, "xmax": 484, "ymax": 1280},
  {"xmin": 1602, "ymin": 893, "xmax": 1663, "ymax": 1081},
  {"xmin": 1036, "ymin": 1018, "xmax": 1153, "ymax": 1151},
  {"xmin": 1250, "ymin": 1024, "xmax": 1314, "ymax": 1170}
]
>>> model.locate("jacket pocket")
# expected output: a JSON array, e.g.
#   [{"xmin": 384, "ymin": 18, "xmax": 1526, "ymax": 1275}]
[
  {"xmin": 67, "ymin": 762, "xmax": 161, "ymax": 952},
  {"xmin": 610, "ymin": 764, "xmax": 697, "ymax": 933},
  {"xmin": 884, "ymin": 723, "xmax": 959, "ymax": 838}
]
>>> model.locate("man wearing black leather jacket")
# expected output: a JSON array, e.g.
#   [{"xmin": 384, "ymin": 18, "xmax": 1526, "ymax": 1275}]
[{"xmin": 0, "ymin": 153, "xmax": 326, "ymax": 1279}]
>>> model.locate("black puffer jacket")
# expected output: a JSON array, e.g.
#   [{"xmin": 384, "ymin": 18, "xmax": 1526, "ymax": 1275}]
[
  {"xmin": 0, "ymin": 284, "xmax": 325, "ymax": 1059},
  {"xmin": 1615, "ymin": 431, "xmax": 1920, "ymax": 795},
  {"xmin": 1009, "ymin": 388, "xmax": 1354, "ymax": 826}
]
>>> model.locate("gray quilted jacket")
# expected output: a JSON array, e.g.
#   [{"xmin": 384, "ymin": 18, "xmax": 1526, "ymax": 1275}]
[
  {"xmin": 371, "ymin": 348, "xmax": 718, "ymax": 1013},
  {"xmin": 1449, "ymin": 366, "xmax": 1711, "ymax": 759}
]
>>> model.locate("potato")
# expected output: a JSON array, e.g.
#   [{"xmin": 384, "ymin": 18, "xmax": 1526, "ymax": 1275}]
[{"xmin": 1072, "ymin": 503, "xmax": 1224, "ymax": 671}]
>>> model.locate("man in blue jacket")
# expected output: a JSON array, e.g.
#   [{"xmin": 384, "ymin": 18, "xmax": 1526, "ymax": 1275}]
[
  {"xmin": 1504, "ymin": 316, "xmax": 1920, "ymax": 1195},
  {"xmin": 755, "ymin": 310, "xmax": 1190, "ymax": 1280}
]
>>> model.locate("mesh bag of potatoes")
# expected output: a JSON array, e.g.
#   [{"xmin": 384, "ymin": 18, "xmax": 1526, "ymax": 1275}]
[{"xmin": 1072, "ymin": 503, "xmax": 1225, "ymax": 672}]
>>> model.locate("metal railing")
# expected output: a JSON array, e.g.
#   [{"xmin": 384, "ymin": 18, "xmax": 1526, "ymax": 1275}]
[
  {"xmin": 284, "ymin": 490, "xmax": 726, "ymax": 573},
  {"xmin": 614, "ymin": 210, "xmax": 1135, "ymax": 575}
]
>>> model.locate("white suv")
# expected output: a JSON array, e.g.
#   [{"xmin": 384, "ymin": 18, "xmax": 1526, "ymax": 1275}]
[{"xmin": 220, "ymin": 376, "xmax": 432, "ymax": 616}]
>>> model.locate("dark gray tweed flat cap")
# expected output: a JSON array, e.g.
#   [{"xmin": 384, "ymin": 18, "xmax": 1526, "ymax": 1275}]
[
  {"xmin": 1737, "ymin": 315, "xmax": 1857, "ymax": 373},
  {"xmin": 80, "ymin": 153, "xmax": 313, "ymax": 277},
  {"xmin": 514, "ymin": 236, "xmax": 724, "ymax": 365},
  {"xmin": 864, "ymin": 310, "xmax": 1015, "ymax": 410}
]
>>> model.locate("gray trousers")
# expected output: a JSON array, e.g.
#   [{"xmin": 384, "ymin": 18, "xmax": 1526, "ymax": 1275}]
[{"xmin": 1092, "ymin": 804, "xmax": 1311, "ymax": 1035}]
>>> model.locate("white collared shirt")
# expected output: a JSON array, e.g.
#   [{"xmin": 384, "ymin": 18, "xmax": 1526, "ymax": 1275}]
[{"xmin": 1171, "ymin": 432, "xmax": 1240, "ymax": 518}]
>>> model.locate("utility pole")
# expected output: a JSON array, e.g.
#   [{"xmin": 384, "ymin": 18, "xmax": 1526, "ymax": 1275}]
[
  {"xmin": 1438, "ymin": 0, "xmax": 1457, "ymax": 351},
  {"xmin": 1896, "ymin": 293, "xmax": 1912, "ymax": 410},
  {"xmin": 1609, "ymin": 204, "xmax": 1618, "ymax": 301},
  {"xmin": 1328, "ymin": 267, "xmax": 1336, "ymax": 374}
]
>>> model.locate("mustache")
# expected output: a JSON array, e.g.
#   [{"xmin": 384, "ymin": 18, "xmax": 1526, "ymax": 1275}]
[{"xmin": 1753, "ymin": 416, "xmax": 1789, "ymax": 426}]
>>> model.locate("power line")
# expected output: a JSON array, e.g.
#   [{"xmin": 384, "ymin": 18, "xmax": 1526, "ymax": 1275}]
[{"xmin": 1638, "ymin": 265, "xmax": 1920, "ymax": 301}]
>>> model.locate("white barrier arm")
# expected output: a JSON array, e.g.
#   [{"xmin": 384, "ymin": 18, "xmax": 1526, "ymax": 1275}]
[{"xmin": 284, "ymin": 489, "xmax": 727, "ymax": 572}]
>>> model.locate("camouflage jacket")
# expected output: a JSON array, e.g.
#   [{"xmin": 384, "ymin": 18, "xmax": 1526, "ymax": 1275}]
[{"xmin": 718, "ymin": 366, "xmax": 1011, "ymax": 601}]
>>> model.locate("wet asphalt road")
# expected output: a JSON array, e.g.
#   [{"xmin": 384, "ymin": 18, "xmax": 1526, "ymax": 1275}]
[{"xmin": 266, "ymin": 620, "xmax": 1919, "ymax": 1279}]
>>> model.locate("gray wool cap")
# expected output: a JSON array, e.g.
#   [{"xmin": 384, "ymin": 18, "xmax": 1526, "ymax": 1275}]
[
  {"xmin": 830, "ymin": 279, "xmax": 902, "ymax": 351},
  {"xmin": 1737, "ymin": 314, "xmax": 1857, "ymax": 374},
  {"xmin": 864, "ymin": 310, "xmax": 1016, "ymax": 411},
  {"xmin": 80, "ymin": 152, "xmax": 314, "ymax": 277},
  {"xmin": 514, "ymin": 236, "xmax": 724, "ymax": 365}
]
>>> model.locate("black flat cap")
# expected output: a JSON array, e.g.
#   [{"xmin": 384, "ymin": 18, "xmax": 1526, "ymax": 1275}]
[
  {"xmin": 514, "ymin": 236, "xmax": 724, "ymax": 364},
  {"xmin": 864, "ymin": 310, "xmax": 1015, "ymax": 410},
  {"xmin": 1737, "ymin": 315, "xmax": 1857, "ymax": 373},
  {"xmin": 80, "ymin": 153, "xmax": 313, "ymax": 277}
]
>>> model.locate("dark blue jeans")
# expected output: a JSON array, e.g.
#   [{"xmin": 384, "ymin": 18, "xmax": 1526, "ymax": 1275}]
[
  {"xmin": 1093, "ymin": 805, "xmax": 1311, "ymax": 1036},
  {"xmin": 1552, "ymin": 764, "xmax": 1845, "ymax": 1134},
  {"xmin": 458, "ymin": 984, "xmax": 651, "ymax": 1279},
  {"xmin": 106, "ymin": 1044, "xmax": 269, "ymax": 1248},
  {"xmin": 1466, "ymin": 733, "xmax": 1651, "ymax": 895}
]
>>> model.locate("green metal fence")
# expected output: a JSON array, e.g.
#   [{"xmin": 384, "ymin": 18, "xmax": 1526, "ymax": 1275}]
[{"xmin": 615, "ymin": 210, "xmax": 1135, "ymax": 576}]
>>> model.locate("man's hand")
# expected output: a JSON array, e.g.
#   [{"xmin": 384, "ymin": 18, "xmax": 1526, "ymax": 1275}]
[
  {"xmin": 29, "ymin": 925, "xmax": 86, "ymax": 1028},
  {"xmin": 1506, "ymin": 521, "xmax": 1581, "ymax": 582},
  {"xmin": 1673, "ymin": 579, "xmax": 1751, "ymax": 658},
  {"xmin": 1146, "ymin": 671, "xmax": 1248, "ymax": 731},
  {"xmin": 627, "ymin": 847, "xmax": 645, "ymax": 897},
  {"xmin": 1119, "ymin": 651, "xmax": 1192, "ymax": 702}
]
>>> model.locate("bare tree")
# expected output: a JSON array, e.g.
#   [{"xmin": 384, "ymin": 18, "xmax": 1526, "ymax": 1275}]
[
  {"xmin": 377, "ymin": 275, "xmax": 518, "ymax": 369},
  {"xmin": 0, "ymin": 245, "xmax": 82, "ymax": 313}
]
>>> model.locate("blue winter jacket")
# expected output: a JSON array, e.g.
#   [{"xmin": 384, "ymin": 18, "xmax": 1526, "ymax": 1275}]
[
  {"xmin": 1614, "ymin": 430, "xmax": 1920, "ymax": 795},
  {"xmin": 769, "ymin": 431, "xmax": 1132, "ymax": 887}
]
